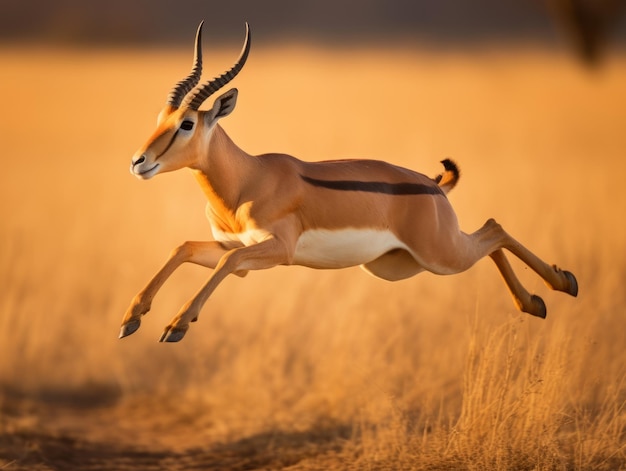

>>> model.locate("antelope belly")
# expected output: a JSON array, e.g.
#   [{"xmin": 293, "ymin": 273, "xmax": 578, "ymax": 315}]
[{"xmin": 293, "ymin": 229, "xmax": 407, "ymax": 269}]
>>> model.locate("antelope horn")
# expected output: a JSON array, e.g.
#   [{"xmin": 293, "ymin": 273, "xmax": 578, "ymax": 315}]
[
  {"xmin": 166, "ymin": 21, "xmax": 204, "ymax": 108},
  {"xmin": 183, "ymin": 22, "xmax": 251, "ymax": 111}
]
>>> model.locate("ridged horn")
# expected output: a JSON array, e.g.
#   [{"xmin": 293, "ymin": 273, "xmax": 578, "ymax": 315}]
[
  {"xmin": 166, "ymin": 21, "xmax": 204, "ymax": 108},
  {"xmin": 183, "ymin": 22, "xmax": 251, "ymax": 111}
]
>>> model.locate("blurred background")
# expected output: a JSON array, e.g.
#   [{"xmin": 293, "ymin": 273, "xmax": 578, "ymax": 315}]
[
  {"xmin": 2, "ymin": 0, "xmax": 625, "ymax": 62},
  {"xmin": 1, "ymin": 1, "xmax": 626, "ymax": 469}
]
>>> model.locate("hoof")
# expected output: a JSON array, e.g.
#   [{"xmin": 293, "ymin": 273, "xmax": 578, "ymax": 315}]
[
  {"xmin": 526, "ymin": 295, "xmax": 547, "ymax": 319},
  {"xmin": 119, "ymin": 319, "xmax": 141, "ymax": 339},
  {"xmin": 563, "ymin": 270, "xmax": 578, "ymax": 297},
  {"xmin": 159, "ymin": 327, "xmax": 187, "ymax": 343}
]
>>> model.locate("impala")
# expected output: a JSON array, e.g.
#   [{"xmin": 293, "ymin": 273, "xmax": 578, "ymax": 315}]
[{"xmin": 120, "ymin": 22, "xmax": 578, "ymax": 342}]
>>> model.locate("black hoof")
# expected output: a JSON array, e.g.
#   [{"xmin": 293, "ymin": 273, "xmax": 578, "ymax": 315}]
[
  {"xmin": 564, "ymin": 270, "xmax": 578, "ymax": 297},
  {"xmin": 527, "ymin": 295, "xmax": 547, "ymax": 319},
  {"xmin": 159, "ymin": 328, "xmax": 187, "ymax": 343},
  {"xmin": 119, "ymin": 319, "xmax": 141, "ymax": 339}
]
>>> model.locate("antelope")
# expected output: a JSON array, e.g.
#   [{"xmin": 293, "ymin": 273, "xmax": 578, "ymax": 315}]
[{"xmin": 120, "ymin": 22, "xmax": 578, "ymax": 343}]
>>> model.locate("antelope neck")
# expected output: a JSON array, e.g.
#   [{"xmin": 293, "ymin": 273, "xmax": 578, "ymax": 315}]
[{"xmin": 191, "ymin": 125, "xmax": 257, "ymax": 212}]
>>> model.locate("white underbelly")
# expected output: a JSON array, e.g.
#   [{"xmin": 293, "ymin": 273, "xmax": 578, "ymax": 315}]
[{"xmin": 293, "ymin": 229, "xmax": 407, "ymax": 269}]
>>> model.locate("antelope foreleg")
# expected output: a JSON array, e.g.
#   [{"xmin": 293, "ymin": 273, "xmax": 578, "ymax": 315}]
[
  {"xmin": 119, "ymin": 241, "xmax": 232, "ymax": 339},
  {"xmin": 160, "ymin": 237, "xmax": 291, "ymax": 342}
]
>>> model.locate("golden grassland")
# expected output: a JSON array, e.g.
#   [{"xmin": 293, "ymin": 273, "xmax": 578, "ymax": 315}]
[{"xmin": 0, "ymin": 43, "xmax": 625, "ymax": 469}]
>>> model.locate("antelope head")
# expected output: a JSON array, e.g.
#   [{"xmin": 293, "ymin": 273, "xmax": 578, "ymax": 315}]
[{"xmin": 130, "ymin": 21, "xmax": 251, "ymax": 179}]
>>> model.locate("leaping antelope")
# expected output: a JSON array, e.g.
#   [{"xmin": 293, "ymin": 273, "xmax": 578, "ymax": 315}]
[{"xmin": 120, "ymin": 22, "xmax": 578, "ymax": 343}]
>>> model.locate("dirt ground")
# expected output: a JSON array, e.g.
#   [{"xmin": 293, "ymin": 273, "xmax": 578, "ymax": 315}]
[{"xmin": 1, "ymin": 393, "xmax": 359, "ymax": 471}]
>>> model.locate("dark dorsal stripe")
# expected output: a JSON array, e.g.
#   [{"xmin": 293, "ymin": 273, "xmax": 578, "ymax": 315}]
[{"xmin": 300, "ymin": 175, "xmax": 444, "ymax": 196}]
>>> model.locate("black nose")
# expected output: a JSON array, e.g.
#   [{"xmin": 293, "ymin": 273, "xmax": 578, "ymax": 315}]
[{"xmin": 132, "ymin": 155, "xmax": 146, "ymax": 166}]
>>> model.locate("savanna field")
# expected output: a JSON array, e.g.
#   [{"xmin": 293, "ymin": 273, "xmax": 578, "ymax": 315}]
[{"xmin": 0, "ymin": 42, "xmax": 625, "ymax": 470}]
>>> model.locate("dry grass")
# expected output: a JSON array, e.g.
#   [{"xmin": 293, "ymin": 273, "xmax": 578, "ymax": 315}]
[{"xmin": 0, "ymin": 43, "xmax": 625, "ymax": 469}]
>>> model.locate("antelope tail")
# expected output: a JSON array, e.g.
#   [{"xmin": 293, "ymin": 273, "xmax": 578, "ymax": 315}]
[{"xmin": 434, "ymin": 158, "xmax": 460, "ymax": 194}]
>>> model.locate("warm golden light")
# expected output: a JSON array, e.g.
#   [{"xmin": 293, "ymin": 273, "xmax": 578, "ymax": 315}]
[{"xmin": 1, "ymin": 39, "xmax": 625, "ymax": 468}]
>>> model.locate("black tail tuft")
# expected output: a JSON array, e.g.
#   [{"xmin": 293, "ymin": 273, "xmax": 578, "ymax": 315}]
[{"xmin": 434, "ymin": 158, "xmax": 460, "ymax": 194}]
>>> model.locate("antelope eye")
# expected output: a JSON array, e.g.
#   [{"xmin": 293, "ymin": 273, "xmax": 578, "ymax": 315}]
[{"xmin": 180, "ymin": 120, "xmax": 194, "ymax": 131}]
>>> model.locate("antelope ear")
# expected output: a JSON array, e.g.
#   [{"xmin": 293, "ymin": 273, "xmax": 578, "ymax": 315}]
[{"xmin": 205, "ymin": 88, "xmax": 238, "ymax": 125}]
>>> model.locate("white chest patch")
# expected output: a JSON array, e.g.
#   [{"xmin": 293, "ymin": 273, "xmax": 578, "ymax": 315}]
[{"xmin": 293, "ymin": 229, "xmax": 408, "ymax": 269}]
